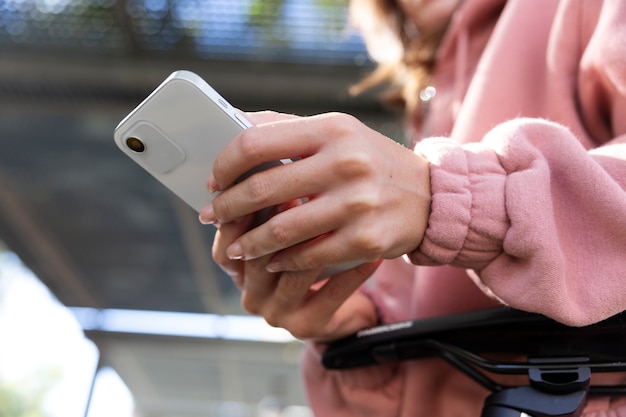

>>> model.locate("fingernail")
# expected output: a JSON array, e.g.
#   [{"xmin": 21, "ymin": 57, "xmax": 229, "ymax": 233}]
[
  {"xmin": 227, "ymin": 242, "xmax": 245, "ymax": 260},
  {"xmin": 208, "ymin": 176, "xmax": 220, "ymax": 193},
  {"xmin": 199, "ymin": 205, "xmax": 217, "ymax": 225},
  {"xmin": 266, "ymin": 261, "xmax": 282, "ymax": 273}
]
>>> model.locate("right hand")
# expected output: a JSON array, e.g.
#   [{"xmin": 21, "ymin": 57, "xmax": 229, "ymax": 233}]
[{"xmin": 203, "ymin": 111, "xmax": 431, "ymax": 276}]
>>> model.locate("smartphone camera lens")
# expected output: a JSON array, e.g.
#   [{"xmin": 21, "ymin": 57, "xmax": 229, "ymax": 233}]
[{"xmin": 126, "ymin": 137, "xmax": 146, "ymax": 153}]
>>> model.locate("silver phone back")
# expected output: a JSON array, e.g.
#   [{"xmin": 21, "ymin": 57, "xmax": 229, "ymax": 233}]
[{"xmin": 114, "ymin": 70, "xmax": 250, "ymax": 212}]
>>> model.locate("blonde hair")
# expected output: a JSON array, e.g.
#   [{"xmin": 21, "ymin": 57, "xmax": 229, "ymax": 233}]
[{"xmin": 349, "ymin": 0, "xmax": 449, "ymax": 114}]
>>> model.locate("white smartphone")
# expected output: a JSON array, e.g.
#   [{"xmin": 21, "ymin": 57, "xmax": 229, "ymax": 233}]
[
  {"xmin": 114, "ymin": 69, "xmax": 284, "ymax": 213},
  {"xmin": 114, "ymin": 70, "xmax": 364, "ymax": 278}
]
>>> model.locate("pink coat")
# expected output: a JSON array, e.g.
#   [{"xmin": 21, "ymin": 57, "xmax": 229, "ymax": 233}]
[{"xmin": 302, "ymin": 0, "xmax": 626, "ymax": 416}]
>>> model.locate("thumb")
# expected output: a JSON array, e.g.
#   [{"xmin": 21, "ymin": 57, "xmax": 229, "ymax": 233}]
[
  {"xmin": 313, "ymin": 261, "xmax": 382, "ymax": 342},
  {"xmin": 315, "ymin": 289, "xmax": 378, "ymax": 343}
]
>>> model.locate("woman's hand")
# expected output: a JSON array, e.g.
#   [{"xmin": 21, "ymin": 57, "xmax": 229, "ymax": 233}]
[
  {"xmin": 212, "ymin": 216, "xmax": 382, "ymax": 341},
  {"xmin": 202, "ymin": 111, "xmax": 431, "ymax": 274}
]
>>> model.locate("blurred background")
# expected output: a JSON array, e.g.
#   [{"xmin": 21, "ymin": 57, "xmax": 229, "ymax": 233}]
[{"xmin": 0, "ymin": 0, "xmax": 404, "ymax": 416}]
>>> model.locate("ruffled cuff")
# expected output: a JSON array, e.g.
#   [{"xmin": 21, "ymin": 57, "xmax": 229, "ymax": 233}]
[{"xmin": 408, "ymin": 137, "xmax": 508, "ymax": 269}]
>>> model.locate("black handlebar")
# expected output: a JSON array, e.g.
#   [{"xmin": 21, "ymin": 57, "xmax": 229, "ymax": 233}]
[{"xmin": 322, "ymin": 308, "xmax": 626, "ymax": 417}]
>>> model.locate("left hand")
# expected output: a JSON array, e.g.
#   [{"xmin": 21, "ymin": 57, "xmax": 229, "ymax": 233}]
[
  {"xmin": 212, "ymin": 214, "xmax": 382, "ymax": 341},
  {"xmin": 201, "ymin": 111, "xmax": 431, "ymax": 274}
]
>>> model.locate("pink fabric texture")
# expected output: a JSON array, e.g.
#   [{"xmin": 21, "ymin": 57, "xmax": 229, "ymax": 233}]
[{"xmin": 303, "ymin": 0, "xmax": 626, "ymax": 416}]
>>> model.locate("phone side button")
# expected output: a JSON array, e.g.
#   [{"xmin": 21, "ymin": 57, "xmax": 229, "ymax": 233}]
[{"xmin": 234, "ymin": 112, "xmax": 252, "ymax": 129}]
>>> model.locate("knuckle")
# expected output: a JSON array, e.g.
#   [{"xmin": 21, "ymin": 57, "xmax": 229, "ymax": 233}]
[
  {"xmin": 212, "ymin": 154, "xmax": 227, "ymax": 182},
  {"xmin": 245, "ymin": 174, "xmax": 273, "ymax": 205},
  {"xmin": 350, "ymin": 228, "xmax": 385, "ymax": 257},
  {"xmin": 211, "ymin": 194, "xmax": 233, "ymax": 220},
  {"xmin": 263, "ymin": 308, "xmax": 286, "ymax": 330},
  {"xmin": 263, "ymin": 311, "xmax": 279, "ymax": 328},
  {"xmin": 324, "ymin": 113, "xmax": 377, "ymax": 179},
  {"xmin": 293, "ymin": 252, "xmax": 323, "ymax": 271},
  {"xmin": 323, "ymin": 279, "xmax": 352, "ymax": 300},
  {"xmin": 286, "ymin": 321, "xmax": 320, "ymax": 340},
  {"xmin": 333, "ymin": 151, "xmax": 375, "ymax": 180},
  {"xmin": 328, "ymin": 113, "xmax": 366, "ymax": 143},
  {"xmin": 237, "ymin": 129, "xmax": 264, "ymax": 159},
  {"xmin": 261, "ymin": 306, "xmax": 297, "ymax": 335},
  {"xmin": 207, "ymin": 153, "xmax": 229, "ymax": 184},
  {"xmin": 345, "ymin": 190, "xmax": 380, "ymax": 215},
  {"xmin": 240, "ymin": 292, "xmax": 261, "ymax": 315},
  {"xmin": 266, "ymin": 219, "xmax": 291, "ymax": 246},
  {"xmin": 326, "ymin": 112, "xmax": 361, "ymax": 133}
]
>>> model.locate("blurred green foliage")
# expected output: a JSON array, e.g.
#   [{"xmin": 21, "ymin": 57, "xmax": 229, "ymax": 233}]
[
  {"xmin": 0, "ymin": 370, "xmax": 59, "ymax": 417},
  {"xmin": 248, "ymin": 0, "xmax": 350, "ymax": 28},
  {"xmin": 248, "ymin": 0, "xmax": 284, "ymax": 26},
  {"xmin": 0, "ymin": 382, "xmax": 46, "ymax": 417},
  {"xmin": 0, "ymin": 261, "xmax": 60, "ymax": 417}
]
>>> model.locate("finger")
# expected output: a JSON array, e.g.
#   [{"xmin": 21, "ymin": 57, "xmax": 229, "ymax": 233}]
[
  {"xmin": 240, "ymin": 255, "xmax": 279, "ymax": 314},
  {"xmin": 212, "ymin": 246, "xmax": 244, "ymax": 289},
  {"xmin": 210, "ymin": 121, "xmax": 312, "ymax": 191},
  {"xmin": 266, "ymin": 219, "xmax": 385, "ymax": 273},
  {"xmin": 225, "ymin": 195, "xmax": 346, "ymax": 261},
  {"xmin": 211, "ymin": 113, "xmax": 349, "ymax": 190},
  {"xmin": 313, "ymin": 286, "xmax": 379, "ymax": 342},
  {"xmin": 312, "ymin": 261, "xmax": 380, "ymax": 312},
  {"xmin": 211, "ymin": 215, "xmax": 254, "ymax": 288},
  {"xmin": 279, "ymin": 261, "xmax": 380, "ymax": 340},
  {"xmin": 211, "ymin": 214, "xmax": 254, "ymax": 263},
  {"xmin": 261, "ymin": 268, "xmax": 323, "ymax": 328},
  {"xmin": 209, "ymin": 149, "xmax": 332, "ymax": 223},
  {"xmin": 227, "ymin": 180, "xmax": 380, "ymax": 262},
  {"xmin": 244, "ymin": 111, "xmax": 301, "ymax": 125}
]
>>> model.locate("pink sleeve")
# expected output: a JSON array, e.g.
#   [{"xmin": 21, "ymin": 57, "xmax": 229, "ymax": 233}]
[
  {"xmin": 406, "ymin": 0, "xmax": 626, "ymax": 327},
  {"xmin": 411, "ymin": 120, "xmax": 626, "ymax": 326}
]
